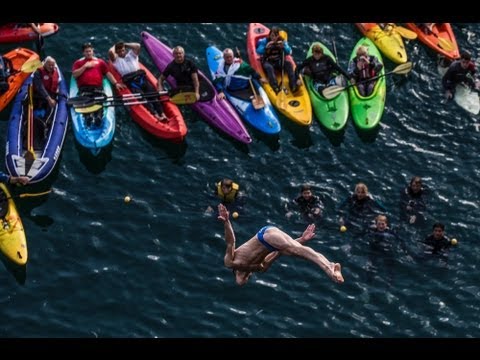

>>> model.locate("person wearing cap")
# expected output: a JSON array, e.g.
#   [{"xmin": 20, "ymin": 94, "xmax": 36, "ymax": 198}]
[
  {"xmin": 347, "ymin": 46, "xmax": 383, "ymax": 97},
  {"xmin": 442, "ymin": 50, "xmax": 479, "ymax": 100}
]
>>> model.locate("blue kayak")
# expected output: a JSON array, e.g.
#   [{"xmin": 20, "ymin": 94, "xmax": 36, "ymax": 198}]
[
  {"xmin": 6, "ymin": 65, "xmax": 68, "ymax": 183},
  {"xmin": 205, "ymin": 46, "xmax": 281, "ymax": 135},
  {"xmin": 69, "ymin": 76, "xmax": 115, "ymax": 156}
]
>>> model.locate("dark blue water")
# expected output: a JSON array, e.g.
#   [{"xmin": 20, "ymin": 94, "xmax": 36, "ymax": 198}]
[{"xmin": 0, "ymin": 23, "xmax": 479, "ymax": 338}]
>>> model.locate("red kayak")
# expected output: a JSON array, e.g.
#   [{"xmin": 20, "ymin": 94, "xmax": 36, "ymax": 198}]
[
  {"xmin": 109, "ymin": 62, "xmax": 188, "ymax": 142},
  {"xmin": 405, "ymin": 23, "xmax": 460, "ymax": 60},
  {"xmin": 0, "ymin": 47, "xmax": 39, "ymax": 112},
  {"xmin": 0, "ymin": 23, "xmax": 59, "ymax": 43}
]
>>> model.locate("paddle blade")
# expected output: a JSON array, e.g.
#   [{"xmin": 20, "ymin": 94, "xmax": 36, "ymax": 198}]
[
  {"xmin": 75, "ymin": 104, "xmax": 102, "ymax": 113},
  {"xmin": 437, "ymin": 37, "xmax": 454, "ymax": 52},
  {"xmin": 395, "ymin": 26, "xmax": 418, "ymax": 40},
  {"xmin": 276, "ymin": 90, "xmax": 287, "ymax": 110},
  {"xmin": 170, "ymin": 92, "xmax": 197, "ymax": 105},
  {"xmin": 252, "ymin": 95, "xmax": 265, "ymax": 110},
  {"xmin": 322, "ymin": 85, "xmax": 345, "ymax": 100},
  {"xmin": 393, "ymin": 61, "xmax": 413, "ymax": 75},
  {"xmin": 21, "ymin": 58, "xmax": 42, "ymax": 73}
]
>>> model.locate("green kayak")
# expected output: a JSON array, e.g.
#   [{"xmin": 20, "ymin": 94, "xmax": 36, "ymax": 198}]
[
  {"xmin": 305, "ymin": 42, "xmax": 349, "ymax": 132},
  {"xmin": 348, "ymin": 37, "xmax": 386, "ymax": 130}
]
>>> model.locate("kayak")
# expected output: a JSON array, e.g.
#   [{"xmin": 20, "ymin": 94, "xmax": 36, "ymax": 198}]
[
  {"xmin": 356, "ymin": 23, "xmax": 407, "ymax": 64},
  {"xmin": 141, "ymin": 31, "xmax": 251, "ymax": 144},
  {"xmin": 0, "ymin": 23, "xmax": 59, "ymax": 43},
  {"xmin": 0, "ymin": 183, "xmax": 27, "ymax": 266},
  {"xmin": 205, "ymin": 46, "xmax": 281, "ymax": 135},
  {"xmin": 405, "ymin": 23, "xmax": 460, "ymax": 61},
  {"xmin": 69, "ymin": 76, "xmax": 115, "ymax": 156},
  {"xmin": 304, "ymin": 41, "xmax": 349, "ymax": 131},
  {"xmin": 6, "ymin": 65, "xmax": 69, "ymax": 183},
  {"xmin": 246, "ymin": 23, "xmax": 312, "ymax": 126},
  {"xmin": 0, "ymin": 47, "xmax": 39, "ymax": 112},
  {"xmin": 348, "ymin": 37, "xmax": 386, "ymax": 130},
  {"xmin": 109, "ymin": 62, "xmax": 188, "ymax": 142},
  {"xmin": 438, "ymin": 63, "xmax": 479, "ymax": 115}
]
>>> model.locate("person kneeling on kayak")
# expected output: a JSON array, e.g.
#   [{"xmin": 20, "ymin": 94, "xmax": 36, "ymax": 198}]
[{"xmin": 442, "ymin": 51, "xmax": 480, "ymax": 100}]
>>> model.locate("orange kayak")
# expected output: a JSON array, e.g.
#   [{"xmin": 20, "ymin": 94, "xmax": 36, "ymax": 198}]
[
  {"xmin": 0, "ymin": 23, "xmax": 59, "ymax": 43},
  {"xmin": 405, "ymin": 23, "xmax": 460, "ymax": 60},
  {"xmin": 0, "ymin": 48, "xmax": 39, "ymax": 112}
]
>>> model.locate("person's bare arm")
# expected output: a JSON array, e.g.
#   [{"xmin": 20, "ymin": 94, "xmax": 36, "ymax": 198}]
[
  {"xmin": 108, "ymin": 44, "xmax": 117, "ymax": 62},
  {"xmin": 158, "ymin": 74, "xmax": 166, "ymax": 91},
  {"xmin": 192, "ymin": 72, "xmax": 200, "ymax": 100}
]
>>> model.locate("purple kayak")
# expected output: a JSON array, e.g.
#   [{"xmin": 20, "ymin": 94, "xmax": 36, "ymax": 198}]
[{"xmin": 141, "ymin": 31, "xmax": 251, "ymax": 144}]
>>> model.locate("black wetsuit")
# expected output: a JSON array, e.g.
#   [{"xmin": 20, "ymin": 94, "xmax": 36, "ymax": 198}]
[
  {"xmin": 442, "ymin": 60, "xmax": 476, "ymax": 92},
  {"xmin": 400, "ymin": 185, "xmax": 429, "ymax": 220},
  {"xmin": 293, "ymin": 195, "xmax": 323, "ymax": 218},
  {"xmin": 424, "ymin": 235, "xmax": 451, "ymax": 255},
  {"xmin": 297, "ymin": 55, "xmax": 349, "ymax": 85}
]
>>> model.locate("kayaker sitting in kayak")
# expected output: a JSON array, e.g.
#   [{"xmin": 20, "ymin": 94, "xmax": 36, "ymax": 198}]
[
  {"xmin": 442, "ymin": 51, "xmax": 480, "ymax": 100},
  {"xmin": 212, "ymin": 48, "xmax": 266, "ymax": 100},
  {"xmin": 158, "ymin": 46, "xmax": 201, "ymax": 102},
  {"xmin": 109, "ymin": 41, "xmax": 167, "ymax": 122},
  {"xmin": 256, "ymin": 26, "xmax": 301, "ymax": 94},
  {"xmin": 348, "ymin": 46, "xmax": 383, "ymax": 97},
  {"xmin": 32, "ymin": 56, "xmax": 59, "ymax": 137},
  {"xmin": 217, "ymin": 203, "xmax": 344, "ymax": 286},
  {"xmin": 296, "ymin": 44, "xmax": 350, "ymax": 95},
  {"xmin": 72, "ymin": 42, "xmax": 125, "ymax": 126}
]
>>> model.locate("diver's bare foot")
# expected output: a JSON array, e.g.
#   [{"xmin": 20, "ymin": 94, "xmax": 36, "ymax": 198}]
[{"xmin": 330, "ymin": 263, "xmax": 344, "ymax": 284}]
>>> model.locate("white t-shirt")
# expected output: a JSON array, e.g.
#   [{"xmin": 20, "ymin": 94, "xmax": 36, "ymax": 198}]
[{"xmin": 113, "ymin": 49, "xmax": 139, "ymax": 76}]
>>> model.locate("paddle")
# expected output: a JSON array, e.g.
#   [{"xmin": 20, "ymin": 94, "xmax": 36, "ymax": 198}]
[
  {"xmin": 25, "ymin": 84, "xmax": 35, "ymax": 163},
  {"xmin": 249, "ymin": 78, "xmax": 265, "ymax": 110},
  {"xmin": 69, "ymin": 91, "xmax": 196, "ymax": 107},
  {"xmin": 322, "ymin": 61, "xmax": 413, "ymax": 100},
  {"xmin": 74, "ymin": 96, "xmax": 184, "ymax": 113},
  {"xmin": 235, "ymin": 47, "xmax": 265, "ymax": 110},
  {"xmin": 431, "ymin": 31, "xmax": 455, "ymax": 52},
  {"xmin": 277, "ymin": 52, "xmax": 287, "ymax": 110},
  {"xmin": 6, "ymin": 189, "xmax": 52, "ymax": 200},
  {"xmin": 393, "ymin": 25, "xmax": 418, "ymax": 40},
  {"xmin": 19, "ymin": 58, "xmax": 43, "ymax": 74}
]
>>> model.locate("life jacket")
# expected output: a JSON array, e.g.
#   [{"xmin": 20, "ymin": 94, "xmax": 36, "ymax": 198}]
[
  {"xmin": 38, "ymin": 66, "xmax": 59, "ymax": 95},
  {"xmin": 264, "ymin": 41, "xmax": 283, "ymax": 63},
  {"xmin": 216, "ymin": 181, "xmax": 239, "ymax": 203},
  {"xmin": 356, "ymin": 56, "xmax": 376, "ymax": 80}
]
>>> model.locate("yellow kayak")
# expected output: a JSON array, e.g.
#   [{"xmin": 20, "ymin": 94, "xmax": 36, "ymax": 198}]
[
  {"xmin": 0, "ymin": 183, "xmax": 27, "ymax": 266},
  {"xmin": 356, "ymin": 23, "xmax": 408, "ymax": 64},
  {"xmin": 247, "ymin": 23, "xmax": 312, "ymax": 126}
]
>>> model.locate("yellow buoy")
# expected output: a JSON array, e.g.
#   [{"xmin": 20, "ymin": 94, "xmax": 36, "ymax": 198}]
[
  {"xmin": 124, "ymin": 196, "xmax": 132, "ymax": 203},
  {"xmin": 451, "ymin": 238, "xmax": 458, "ymax": 245},
  {"xmin": 340, "ymin": 225, "xmax": 347, "ymax": 232},
  {"xmin": 232, "ymin": 212, "xmax": 239, "ymax": 219}
]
